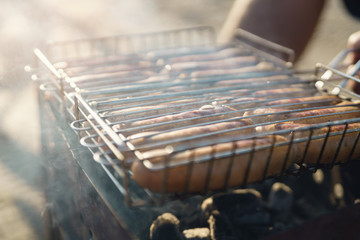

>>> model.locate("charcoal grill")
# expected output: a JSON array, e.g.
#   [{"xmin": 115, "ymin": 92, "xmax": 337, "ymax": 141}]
[{"xmin": 28, "ymin": 27, "xmax": 360, "ymax": 239}]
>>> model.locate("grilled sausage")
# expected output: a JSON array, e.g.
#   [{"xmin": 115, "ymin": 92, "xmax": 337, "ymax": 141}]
[
  {"xmin": 137, "ymin": 74, "xmax": 174, "ymax": 83},
  {"xmin": 53, "ymin": 54, "xmax": 140, "ymax": 69},
  {"xmin": 163, "ymin": 47, "xmax": 249, "ymax": 64},
  {"xmin": 265, "ymin": 95, "xmax": 342, "ymax": 108},
  {"xmin": 104, "ymin": 98, "xmax": 225, "ymax": 123},
  {"xmin": 244, "ymin": 102, "xmax": 360, "ymax": 124},
  {"xmin": 256, "ymin": 122, "xmax": 360, "ymax": 164},
  {"xmin": 127, "ymin": 119, "xmax": 254, "ymax": 147},
  {"xmin": 146, "ymin": 46, "xmax": 219, "ymax": 60},
  {"xmin": 162, "ymin": 56, "xmax": 259, "ymax": 74},
  {"xmin": 190, "ymin": 62, "xmax": 276, "ymax": 79},
  {"xmin": 58, "ymin": 61, "xmax": 155, "ymax": 77},
  {"xmin": 295, "ymin": 123, "xmax": 360, "ymax": 164},
  {"xmin": 214, "ymin": 74, "xmax": 293, "ymax": 86},
  {"xmin": 124, "ymin": 105, "xmax": 239, "ymax": 131},
  {"xmin": 252, "ymin": 87, "xmax": 312, "ymax": 97},
  {"xmin": 131, "ymin": 135, "xmax": 294, "ymax": 193},
  {"xmin": 211, "ymin": 97, "xmax": 265, "ymax": 109},
  {"xmin": 104, "ymin": 105, "xmax": 171, "ymax": 123},
  {"xmin": 70, "ymin": 69, "xmax": 156, "ymax": 83}
]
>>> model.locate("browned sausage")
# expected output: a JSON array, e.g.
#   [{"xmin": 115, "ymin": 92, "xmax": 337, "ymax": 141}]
[
  {"xmin": 211, "ymin": 97, "xmax": 265, "ymax": 109},
  {"xmin": 104, "ymin": 105, "xmax": 171, "ymax": 123},
  {"xmin": 215, "ymin": 74, "xmax": 293, "ymax": 86},
  {"xmin": 145, "ymin": 46, "xmax": 218, "ymax": 60},
  {"xmin": 290, "ymin": 104, "xmax": 360, "ymax": 124},
  {"xmin": 57, "ymin": 61, "xmax": 155, "ymax": 77},
  {"xmin": 127, "ymin": 119, "xmax": 254, "ymax": 147},
  {"xmin": 244, "ymin": 103, "xmax": 360, "ymax": 124},
  {"xmin": 70, "ymin": 69, "xmax": 156, "ymax": 82},
  {"xmin": 137, "ymin": 74, "xmax": 174, "ymax": 83},
  {"xmin": 265, "ymin": 95, "xmax": 342, "ymax": 108},
  {"xmin": 164, "ymin": 47, "xmax": 249, "ymax": 64},
  {"xmin": 162, "ymin": 56, "xmax": 258, "ymax": 74},
  {"xmin": 190, "ymin": 62, "xmax": 276, "ymax": 79},
  {"xmin": 104, "ymin": 98, "xmax": 223, "ymax": 123},
  {"xmin": 53, "ymin": 54, "xmax": 140, "ymax": 69},
  {"xmin": 250, "ymin": 87, "xmax": 317, "ymax": 100},
  {"xmin": 243, "ymin": 107, "xmax": 290, "ymax": 124},
  {"xmin": 125, "ymin": 105, "xmax": 239, "ymax": 131},
  {"xmin": 252, "ymin": 87, "xmax": 310, "ymax": 96},
  {"xmin": 131, "ymin": 135, "xmax": 294, "ymax": 193},
  {"xmin": 256, "ymin": 122, "xmax": 360, "ymax": 164}
]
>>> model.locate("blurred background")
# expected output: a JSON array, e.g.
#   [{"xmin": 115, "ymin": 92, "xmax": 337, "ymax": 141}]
[{"xmin": 0, "ymin": 0, "xmax": 358, "ymax": 239}]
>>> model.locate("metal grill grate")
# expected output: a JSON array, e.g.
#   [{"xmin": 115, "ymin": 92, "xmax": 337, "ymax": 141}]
[{"xmin": 30, "ymin": 26, "xmax": 360, "ymax": 206}]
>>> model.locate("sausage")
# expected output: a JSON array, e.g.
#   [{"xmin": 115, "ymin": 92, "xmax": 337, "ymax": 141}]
[
  {"xmin": 137, "ymin": 74, "xmax": 174, "ymax": 83},
  {"xmin": 163, "ymin": 47, "xmax": 249, "ymax": 64},
  {"xmin": 250, "ymin": 87, "xmax": 317, "ymax": 100},
  {"xmin": 70, "ymin": 69, "xmax": 156, "ymax": 82},
  {"xmin": 127, "ymin": 119, "xmax": 254, "ymax": 147},
  {"xmin": 296, "ymin": 123, "xmax": 360, "ymax": 164},
  {"xmin": 265, "ymin": 95, "xmax": 342, "ymax": 109},
  {"xmin": 193, "ymin": 95, "xmax": 340, "ymax": 113},
  {"xmin": 104, "ymin": 105, "xmax": 171, "ymax": 123},
  {"xmin": 104, "ymin": 100, "xmax": 197, "ymax": 119},
  {"xmin": 243, "ymin": 108, "xmax": 289, "ymax": 124},
  {"xmin": 105, "ymin": 100, "xmax": 233, "ymax": 128},
  {"xmin": 227, "ymin": 88, "xmax": 252, "ymax": 97},
  {"xmin": 162, "ymin": 56, "xmax": 258, "ymax": 74},
  {"xmin": 211, "ymin": 97, "xmax": 264, "ymax": 108},
  {"xmin": 244, "ymin": 103, "xmax": 360, "ymax": 124},
  {"xmin": 255, "ymin": 122, "xmax": 360, "ymax": 164},
  {"xmin": 64, "ymin": 61, "xmax": 155, "ymax": 77},
  {"xmin": 290, "ymin": 104, "xmax": 360, "ymax": 124},
  {"xmin": 215, "ymin": 74, "xmax": 293, "ymax": 86},
  {"xmin": 145, "ymin": 46, "xmax": 219, "ymax": 60},
  {"xmin": 131, "ymin": 135, "xmax": 294, "ymax": 193},
  {"xmin": 190, "ymin": 62, "xmax": 276, "ymax": 79},
  {"xmin": 53, "ymin": 54, "xmax": 140, "ymax": 69},
  {"xmin": 102, "ymin": 97, "xmax": 217, "ymax": 120},
  {"xmin": 125, "ymin": 105, "xmax": 239, "ymax": 130},
  {"xmin": 252, "ymin": 87, "xmax": 311, "ymax": 97}
]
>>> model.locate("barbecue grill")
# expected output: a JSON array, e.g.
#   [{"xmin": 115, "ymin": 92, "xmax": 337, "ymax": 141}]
[{"xmin": 28, "ymin": 27, "xmax": 360, "ymax": 239}]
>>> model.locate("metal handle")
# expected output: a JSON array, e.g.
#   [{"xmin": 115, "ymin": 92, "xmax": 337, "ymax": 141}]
[
  {"xmin": 233, "ymin": 28, "xmax": 295, "ymax": 65},
  {"xmin": 315, "ymin": 48, "xmax": 360, "ymax": 101},
  {"xmin": 339, "ymin": 59, "xmax": 360, "ymax": 87},
  {"xmin": 320, "ymin": 48, "xmax": 360, "ymax": 81},
  {"xmin": 315, "ymin": 63, "xmax": 360, "ymax": 102}
]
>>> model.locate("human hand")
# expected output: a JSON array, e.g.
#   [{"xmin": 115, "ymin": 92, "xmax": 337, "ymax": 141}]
[{"xmin": 345, "ymin": 31, "xmax": 360, "ymax": 93}]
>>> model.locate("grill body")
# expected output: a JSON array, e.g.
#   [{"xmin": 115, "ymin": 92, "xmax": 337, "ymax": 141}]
[{"xmin": 39, "ymin": 91, "xmax": 135, "ymax": 239}]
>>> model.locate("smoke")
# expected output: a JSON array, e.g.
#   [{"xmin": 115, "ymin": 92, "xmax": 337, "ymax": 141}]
[{"xmin": 0, "ymin": 1, "xmax": 233, "ymax": 238}]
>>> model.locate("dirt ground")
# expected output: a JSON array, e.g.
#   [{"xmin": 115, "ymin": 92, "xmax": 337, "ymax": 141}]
[{"xmin": 0, "ymin": 0, "xmax": 358, "ymax": 239}]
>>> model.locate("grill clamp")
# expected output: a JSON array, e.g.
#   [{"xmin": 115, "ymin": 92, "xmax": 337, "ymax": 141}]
[{"xmin": 315, "ymin": 48, "xmax": 360, "ymax": 102}]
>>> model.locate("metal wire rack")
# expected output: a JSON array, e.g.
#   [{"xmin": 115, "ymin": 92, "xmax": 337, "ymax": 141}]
[{"xmin": 29, "ymin": 26, "xmax": 360, "ymax": 206}]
